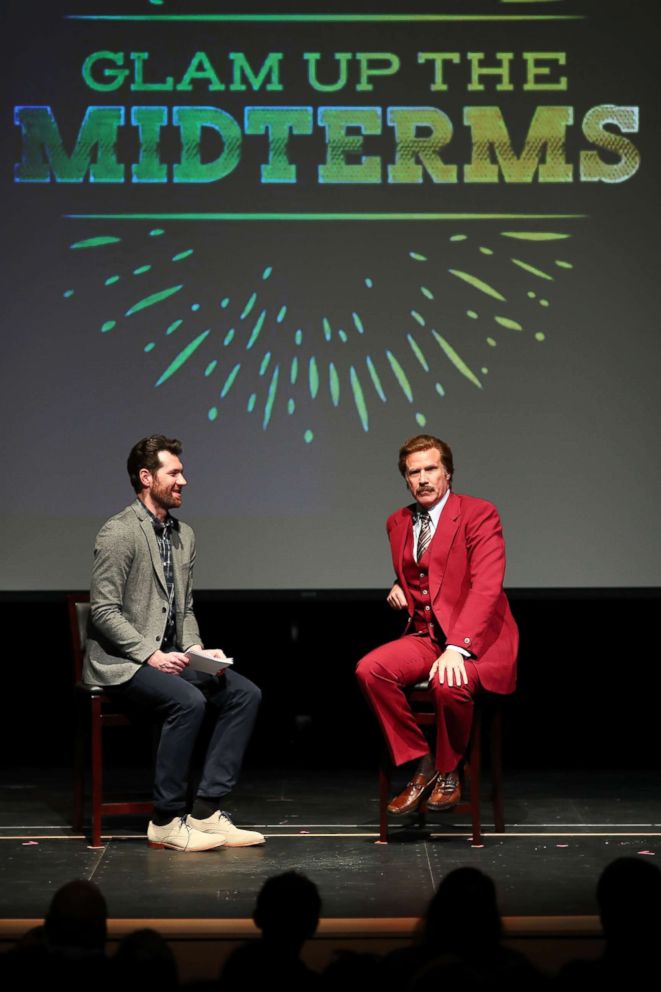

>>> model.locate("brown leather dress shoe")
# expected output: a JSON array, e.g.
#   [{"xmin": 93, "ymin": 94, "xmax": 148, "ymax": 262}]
[
  {"xmin": 387, "ymin": 771, "xmax": 439, "ymax": 816},
  {"xmin": 426, "ymin": 771, "xmax": 461, "ymax": 811}
]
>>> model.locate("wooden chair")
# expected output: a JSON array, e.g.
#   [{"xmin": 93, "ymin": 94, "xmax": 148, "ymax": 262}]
[
  {"xmin": 378, "ymin": 686, "xmax": 505, "ymax": 845},
  {"xmin": 69, "ymin": 593, "xmax": 152, "ymax": 846}
]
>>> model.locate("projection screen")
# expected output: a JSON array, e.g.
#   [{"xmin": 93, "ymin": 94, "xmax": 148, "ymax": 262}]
[{"xmin": 2, "ymin": 0, "xmax": 660, "ymax": 590}]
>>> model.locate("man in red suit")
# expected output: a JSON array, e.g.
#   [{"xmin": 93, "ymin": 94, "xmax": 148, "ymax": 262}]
[{"xmin": 356, "ymin": 434, "xmax": 518, "ymax": 815}]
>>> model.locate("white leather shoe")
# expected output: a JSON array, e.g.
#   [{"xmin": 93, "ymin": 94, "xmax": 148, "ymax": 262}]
[
  {"xmin": 147, "ymin": 816, "xmax": 226, "ymax": 852},
  {"xmin": 187, "ymin": 811, "xmax": 266, "ymax": 847}
]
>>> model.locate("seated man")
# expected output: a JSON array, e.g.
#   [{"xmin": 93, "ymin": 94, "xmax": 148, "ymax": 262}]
[
  {"xmin": 84, "ymin": 434, "xmax": 264, "ymax": 852},
  {"xmin": 356, "ymin": 434, "xmax": 518, "ymax": 815}
]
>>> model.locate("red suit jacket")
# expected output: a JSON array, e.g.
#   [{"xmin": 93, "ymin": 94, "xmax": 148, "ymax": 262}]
[{"xmin": 387, "ymin": 492, "xmax": 518, "ymax": 695}]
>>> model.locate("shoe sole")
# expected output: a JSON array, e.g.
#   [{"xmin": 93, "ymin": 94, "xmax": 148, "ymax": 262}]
[
  {"xmin": 424, "ymin": 797, "xmax": 461, "ymax": 812},
  {"xmin": 387, "ymin": 804, "xmax": 425, "ymax": 816},
  {"xmin": 223, "ymin": 837, "xmax": 266, "ymax": 847},
  {"xmin": 147, "ymin": 840, "xmax": 226, "ymax": 851}
]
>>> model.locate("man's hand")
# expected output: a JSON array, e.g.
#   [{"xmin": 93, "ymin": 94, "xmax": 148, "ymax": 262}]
[
  {"xmin": 147, "ymin": 650, "xmax": 189, "ymax": 675},
  {"xmin": 187, "ymin": 644, "xmax": 227, "ymax": 677},
  {"xmin": 386, "ymin": 582, "xmax": 408, "ymax": 610},
  {"xmin": 429, "ymin": 648, "xmax": 468, "ymax": 688}
]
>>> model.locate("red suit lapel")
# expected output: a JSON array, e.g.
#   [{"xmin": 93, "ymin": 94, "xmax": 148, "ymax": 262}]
[
  {"xmin": 390, "ymin": 507, "xmax": 415, "ymax": 614},
  {"xmin": 428, "ymin": 492, "xmax": 461, "ymax": 601}
]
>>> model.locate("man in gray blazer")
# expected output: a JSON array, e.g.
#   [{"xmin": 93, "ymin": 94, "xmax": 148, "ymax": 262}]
[{"xmin": 84, "ymin": 434, "xmax": 263, "ymax": 852}]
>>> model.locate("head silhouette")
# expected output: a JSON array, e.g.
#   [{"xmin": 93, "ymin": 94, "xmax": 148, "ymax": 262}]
[
  {"xmin": 425, "ymin": 868, "xmax": 501, "ymax": 954},
  {"xmin": 253, "ymin": 871, "xmax": 321, "ymax": 950},
  {"xmin": 597, "ymin": 857, "xmax": 661, "ymax": 944},
  {"xmin": 44, "ymin": 880, "xmax": 107, "ymax": 953}
]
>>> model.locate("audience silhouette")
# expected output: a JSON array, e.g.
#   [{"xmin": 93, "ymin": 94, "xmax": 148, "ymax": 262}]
[
  {"xmin": 2, "ymin": 879, "xmax": 109, "ymax": 990},
  {"xmin": 219, "ymin": 871, "xmax": 322, "ymax": 990},
  {"xmin": 113, "ymin": 927, "xmax": 179, "ymax": 989},
  {"xmin": 3, "ymin": 858, "xmax": 660, "ymax": 989},
  {"xmin": 380, "ymin": 866, "xmax": 542, "ymax": 991},
  {"xmin": 558, "ymin": 856, "xmax": 661, "ymax": 988}
]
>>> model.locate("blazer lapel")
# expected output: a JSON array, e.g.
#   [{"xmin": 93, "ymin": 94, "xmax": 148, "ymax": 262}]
[
  {"xmin": 171, "ymin": 524, "xmax": 186, "ymax": 612},
  {"xmin": 134, "ymin": 504, "xmax": 168, "ymax": 595},
  {"xmin": 390, "ymin": 506, "xmax": 415, "ymax": 615},
  {"xmin": 393, "ymin": 506, "xmax": 415, "ymax": 579},
  {"xmin": 429, "ymin": 492, "xmax": 461, "ymax": 599}
]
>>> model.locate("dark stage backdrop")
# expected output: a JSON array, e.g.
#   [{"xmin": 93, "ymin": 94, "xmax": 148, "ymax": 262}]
[{"xmin": 2, "ymin": 0, "xmax": 660, "ymax": 591}]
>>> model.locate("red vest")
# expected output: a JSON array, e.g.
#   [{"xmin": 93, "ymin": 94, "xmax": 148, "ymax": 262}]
[{"xmin": 401, "ymin": 528, "xmax": 444, "ymax": 641}]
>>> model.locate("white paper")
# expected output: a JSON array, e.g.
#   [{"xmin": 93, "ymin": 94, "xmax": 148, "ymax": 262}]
[{"xmin": 185, "ymin": 649, "xmax": 234, "ymax": 675}]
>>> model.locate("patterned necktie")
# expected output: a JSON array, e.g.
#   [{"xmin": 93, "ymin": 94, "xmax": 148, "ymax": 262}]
[{"xmin": 416, "ymin": 511, "xmax": 432, "ymax": 560}]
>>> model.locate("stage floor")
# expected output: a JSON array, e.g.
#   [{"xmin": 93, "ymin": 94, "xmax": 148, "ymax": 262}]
[{"xmin": 1, "ymin": 767, "xmax": 660, "ymax": 923}]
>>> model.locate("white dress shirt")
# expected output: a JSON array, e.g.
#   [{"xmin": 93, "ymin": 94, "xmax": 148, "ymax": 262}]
[
  {"xmin": 412, "ymin": 488, "xmax": 451, "ymax": 562},
  {"xmin": 411, "ymin": 489, "xmax": 469, "ymax": 658}
]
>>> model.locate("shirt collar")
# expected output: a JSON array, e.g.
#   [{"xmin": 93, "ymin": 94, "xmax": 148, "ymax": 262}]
[
  {"xmin": 137, "ymin": 498, "xmax": 177, "ymax": 533},
  {"xmin": 415, "ymin": 488, "xmax": 451, "ymax": 528}
]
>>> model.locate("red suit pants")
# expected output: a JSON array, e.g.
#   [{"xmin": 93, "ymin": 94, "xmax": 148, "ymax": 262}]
[{"xmin": 356, "ymin": 633, "xmax": 481, "ymax": 773}]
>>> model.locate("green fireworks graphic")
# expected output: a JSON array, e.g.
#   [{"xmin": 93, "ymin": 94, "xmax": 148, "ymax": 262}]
[{"xmin": 63, "ymin": 225, "xmax": 574, "ymax": 444}]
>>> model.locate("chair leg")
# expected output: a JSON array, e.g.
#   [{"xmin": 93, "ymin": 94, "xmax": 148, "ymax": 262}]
[
  {"xmin": 90, "ymin": 697, "xmax": 103, "ymax": 847},
  {"xmin": 468, "ymin": 708, "xmax": 482, "ymax": 845},
  {"xmin": 378, "ymin": 761, "xmax": 391, "ymax": 843},
  {"xmin": 72, "ymin": 696, "xmax": 85, "ymax": 833},
  {"xmin": 490, "ymin": 706, "xmax": 505, "ymax": 833}
]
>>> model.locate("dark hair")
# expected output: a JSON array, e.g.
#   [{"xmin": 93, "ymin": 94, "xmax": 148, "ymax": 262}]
[
  {"xmin": 398, "ymin": 434, "xmax": 454, "ymax": 480},
  {"xmin": 597, "ymin": 857, "xmax": 661, "ymax": 940},
  {"xmin": 425, "ymin": 867, "xmax": 500, "ymax": 953},
  {"xmin": 45, "ymin": 879, "xmax": 107, "ymax": 952},
  {"xmin": 127, "ymin": 435, "xmax": 182, "ymax": 493},
  {"xmin": 254, "ymin": 871, "xmax": 321, "ymax": 942}
]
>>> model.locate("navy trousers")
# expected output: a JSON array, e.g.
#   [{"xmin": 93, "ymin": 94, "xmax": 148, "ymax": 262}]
[{"xmin": 114, "ymin": 665, "xmax": 261, "ymax": 818}]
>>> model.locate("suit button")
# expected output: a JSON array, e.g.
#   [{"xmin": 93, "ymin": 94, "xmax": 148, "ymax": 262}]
[
  {"xmin": 419, "ymin": 572, "xmax": 426, "ymax": 578},
  {"xmin": 155, "ymin": 635, "xmax": 160, "ymax": 641},
  {"xmin": 464, "ymin": 637, "xmax": 471, "ymax": 645},
  {"xmin": 162, "ymin": 607, "xmax": 167, "ymax": 613}
]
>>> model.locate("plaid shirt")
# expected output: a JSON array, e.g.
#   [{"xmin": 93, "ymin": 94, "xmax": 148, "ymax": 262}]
[{"xmin": 141, "ymin": 501, "xmax": 177, "ymax": 650}]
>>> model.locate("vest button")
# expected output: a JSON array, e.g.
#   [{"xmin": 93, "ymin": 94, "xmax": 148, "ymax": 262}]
[
  {"xmin": 422, "ymin": 589, "xmax": 428, "ymax": 596},
  {"xmin": 424, "ymin": 605, "xmax": 430, "ymax": 612}
]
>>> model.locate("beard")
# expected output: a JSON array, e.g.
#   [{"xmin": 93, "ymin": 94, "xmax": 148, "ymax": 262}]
[{"xmin": 150, "ymin": 481, "xmax": 180, "ymax": 512}]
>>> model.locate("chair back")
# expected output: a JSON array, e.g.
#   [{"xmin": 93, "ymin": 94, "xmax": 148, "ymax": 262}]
[{"xmin": 67, "ymin": 593, "xmax": 90, "ymax": 683}]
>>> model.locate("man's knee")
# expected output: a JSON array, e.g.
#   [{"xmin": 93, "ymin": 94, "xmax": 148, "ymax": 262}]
[
  {"xmin": 226, "ymin": 675, "xmax": 262, "ymax": 712},
  {"xmin": 244, "ymin": 681, "xmax": 262, "ymax": 710},
  {"xmin": 176, "ymin": 686, "xmax": 207, "ymax": 722},
  {"xmin": 431, "ymin": 680, "xmax": 474, "ymax": 707},
  {"xmin": 356, "ymin": 654, "xmax": 377, "ymax": 688},
  {"xmin": 356, "ymin": 651, "xmax": 397, "ymax": 700}
]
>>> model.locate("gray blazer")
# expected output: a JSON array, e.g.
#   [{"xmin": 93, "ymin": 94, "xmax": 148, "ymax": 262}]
[{"xmin": 83, "ymin": 500, "xmax": 202, "ymax": 687}]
